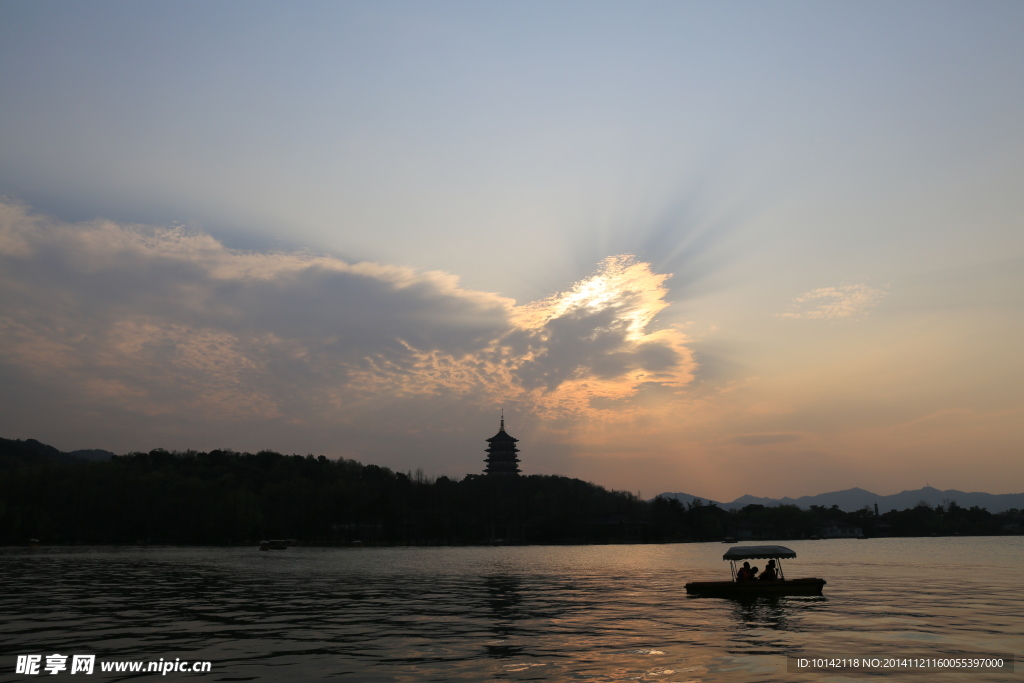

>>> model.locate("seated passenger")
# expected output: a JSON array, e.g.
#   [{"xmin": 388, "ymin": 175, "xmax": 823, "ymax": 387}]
[
  {"xmin": 736, "ymin": 561, "xmax": 752, "ymax": 581},
  {"xmin": 759, "ymin": 559, "xmax": 778, "ymax": 581},
  {"xmin": 749, "ymin": 565, "xmax": 759, "ymax": 580}
]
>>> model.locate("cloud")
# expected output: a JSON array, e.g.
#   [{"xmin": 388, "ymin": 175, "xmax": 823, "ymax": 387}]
[
  {"xmin": 0, "ymin": 201, "xmax": 695, "ymax": 432},
  {"xmin": 506, "ymin": 255, "xmax": 695, "ymax": 416},
  {"xmin": 779, "ymin": 284, "xmax": 886, "ymax": 320}
]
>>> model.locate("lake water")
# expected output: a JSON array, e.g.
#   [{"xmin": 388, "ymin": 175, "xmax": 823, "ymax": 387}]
[{"xmin": 1, "ymin": 538, "xmax": 1020, "ymax": 682}]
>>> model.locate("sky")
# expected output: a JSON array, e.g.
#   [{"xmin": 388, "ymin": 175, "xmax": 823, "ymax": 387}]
[{"xmin": 1, "ymin": 1, "xmax": 1022, "ymax": 500}]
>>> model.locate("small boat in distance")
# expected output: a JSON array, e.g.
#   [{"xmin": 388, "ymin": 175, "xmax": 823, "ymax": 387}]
[
  {"xmin": 259, "ymin": 540, "xmax": 289, "ymax": 550},
  {"xmin": 685, "ymin": 545, "xmax": 826, "ymax": 597}
]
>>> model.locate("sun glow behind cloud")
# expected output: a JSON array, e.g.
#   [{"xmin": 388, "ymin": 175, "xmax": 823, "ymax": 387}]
[
  {"xmin": 507, "ymin": 255, "xmax": 694, "ymax": 417},
  {"xmin": 0, "ymin": 202, "xmax": 693, "ymax": 432}
]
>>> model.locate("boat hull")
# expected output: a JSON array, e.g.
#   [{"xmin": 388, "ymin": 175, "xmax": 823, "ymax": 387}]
[{"xmin": 684, "ymin": 578, "xmax": 826, "ymax": 597}]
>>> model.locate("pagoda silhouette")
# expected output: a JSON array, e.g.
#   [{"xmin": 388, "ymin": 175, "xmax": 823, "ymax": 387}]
[{"xmin": 484, "ymin": 411, "xmax": 520, "ymax": 475}]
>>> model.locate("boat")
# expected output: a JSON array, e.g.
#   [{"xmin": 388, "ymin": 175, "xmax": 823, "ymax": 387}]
[
  {"xmin": 258, "ymin": 540, "xmax": 289, "ymax": 550},
  {"xmin": 684, "ymin": 545, "xmax": 826, "ymax": 597}
]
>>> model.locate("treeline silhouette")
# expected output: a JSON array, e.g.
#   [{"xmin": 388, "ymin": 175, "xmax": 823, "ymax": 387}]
[
  {"xmin": 1, "ymin": 438, "xmax": 1020, "ymax": 545},
  {"xmin": 651, "ymin": 497, "xmax": 1021, "ymax": 540}
]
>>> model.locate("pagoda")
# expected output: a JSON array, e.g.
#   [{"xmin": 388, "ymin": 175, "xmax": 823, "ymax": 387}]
[{"xmin": 484, "ymin": 411, "xmax": 520, "ymax": 475}]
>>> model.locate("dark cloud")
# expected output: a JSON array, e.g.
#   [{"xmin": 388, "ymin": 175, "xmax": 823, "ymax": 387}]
[{"xmin": 514, "ymin": 306, "xmax": 682, "ymax": 392}]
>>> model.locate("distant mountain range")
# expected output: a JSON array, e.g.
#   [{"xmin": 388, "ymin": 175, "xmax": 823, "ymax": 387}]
[
  {"xmin": 0, "ymin": 437, "xmax": 115, "ymax": 463},
  {"xmin": 656, "ymin": 486, "xmax": 1024, "ymax": 514}
]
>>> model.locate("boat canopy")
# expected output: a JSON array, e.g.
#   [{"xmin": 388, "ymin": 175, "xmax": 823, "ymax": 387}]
[{"xmin": 723, "ymin": 545, "xmax": 797, "ymax": 561}]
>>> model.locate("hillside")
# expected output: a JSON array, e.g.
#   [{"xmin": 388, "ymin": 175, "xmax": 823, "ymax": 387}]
[{"xmin": 657, "ymin": 486, "xmax": 1024, "ymax": 514}]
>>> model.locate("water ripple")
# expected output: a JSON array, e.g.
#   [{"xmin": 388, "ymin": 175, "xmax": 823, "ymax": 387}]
[{"xmin": 1, "ymin": 539, "xmax": 1021, "ymax": 681}]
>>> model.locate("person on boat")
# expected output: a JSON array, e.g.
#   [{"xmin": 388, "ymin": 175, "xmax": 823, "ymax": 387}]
[
  {"xmin": 759, "ymin": 560, "xmax": 778, "ymax": 581},
  {"xmin": 736, "ymin": 561, "xmax": 752, "ymax": 581},
  {"xmin": 748, "ymin": 565, "xmax": 759, "ymax": 580}
]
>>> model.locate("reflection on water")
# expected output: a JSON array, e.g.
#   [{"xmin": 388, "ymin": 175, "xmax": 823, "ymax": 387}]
[
  {"xmin": 0, "ymin": 539, "xmax": 1020, "ymax": 682},
  {"xmin": 731, "ymin": 596, "xmax": 795, "ymax": 631},
  {"xmin": 483, "ymin": 575, "xmax": 523, "ymax": 659}
]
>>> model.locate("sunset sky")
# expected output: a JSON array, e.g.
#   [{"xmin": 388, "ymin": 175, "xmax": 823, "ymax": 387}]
[{"xmin": 1, "ymin": 1, "xmax": 1022, "ymax": 500}]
